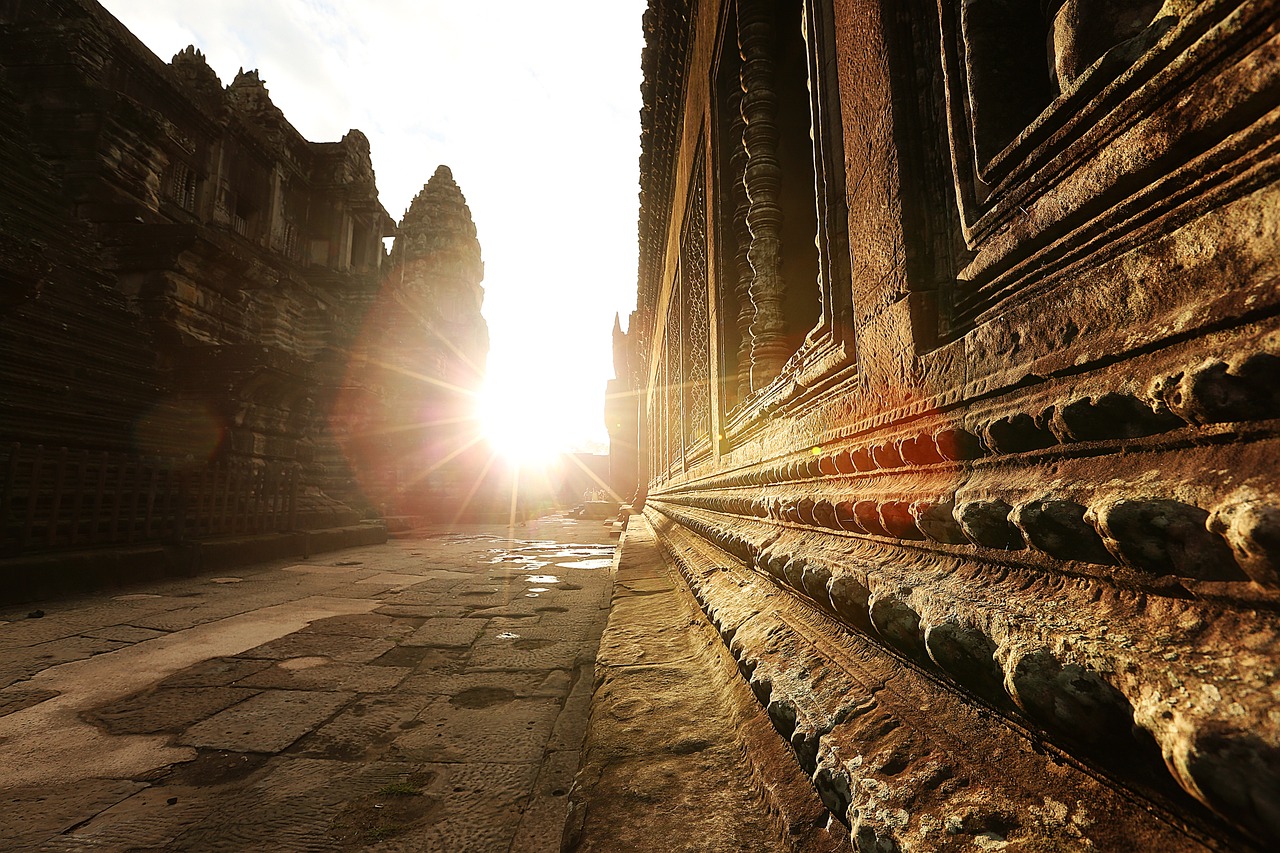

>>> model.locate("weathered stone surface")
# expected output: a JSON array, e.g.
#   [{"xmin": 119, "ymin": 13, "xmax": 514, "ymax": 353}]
[
  {"xmin": 87, "ymin": 687, "xmax": 259, "ymax": 735},
  {"xmin": 568, "ymin": 521, "xmax": 842, "ymax": 852},
  {"xmin": 180, "ymin": 690, "xmax": 355, "ymax": 753},
  {"xmin": 401, "ymin": 618, "xmax": 486, "ymax": 648},
  {"xmin": 629, "ymin": 8, "xmax": 1280, "ymax": 835},
  {"xmin": 0, "ymin": 516, "xmax": 618, "ymax": 850}
]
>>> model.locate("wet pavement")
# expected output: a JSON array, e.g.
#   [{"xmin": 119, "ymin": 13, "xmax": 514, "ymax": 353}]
[{"xmin": 0, "ymin": 513, "xmax": 616, "ymax": 852}]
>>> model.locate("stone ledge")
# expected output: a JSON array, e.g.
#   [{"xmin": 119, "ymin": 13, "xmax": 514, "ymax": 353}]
[
  {"xmin": 566, "ymin": 517, "xmax": 845, "ymax": 852},
  {"xmin": 0, "ymin": 522, "xmax": 388, "ymax": 605}
]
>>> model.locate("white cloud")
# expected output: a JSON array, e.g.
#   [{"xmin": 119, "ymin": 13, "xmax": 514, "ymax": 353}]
[{"xmin": 99, "ymin": 0, "xmax": 645, "ymax": 449}]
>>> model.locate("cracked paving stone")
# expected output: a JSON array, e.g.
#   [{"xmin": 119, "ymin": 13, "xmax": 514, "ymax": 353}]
[
  {"xmin": 0, "ymin": 779, "xmax": 146, "ymax": 850},
  {"xmin": 86, "ymin": 687, "xmax": 259, "ymax": 735},
  {"xmin": 159, "ymin": 657, "xmax": 275, "ymax": 688},
  {"xmin": 0, "ymin": 684, "xmax": 59, "ymax": 717},
  {"xmin": 297, "ymin": 613, "xmax": 416, "ymax": 639},
  {"xmin": 238, "ymin": 633, "xmax": 394, "ymax": 663},
  {"xmin": 234, "ymin": 660, "xmax": 412, "ymax": 693},
  {"xmin": 293, "ymin": 693, "xmax": 439, "ymax": 761},
  {"xmin": 400, "ymin": 618, "xmax": 485, "ymax": 649},
  {"xmin": 391, "ymin": 696, "xmax": 562, "ymax": 764},
  {"xmin": 180, "ymin": 690, "xmax": 354, "ymax": 753}
]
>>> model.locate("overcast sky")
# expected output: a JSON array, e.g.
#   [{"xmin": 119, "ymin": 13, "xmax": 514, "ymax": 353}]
[{"xmin": 99, "ymin": 0, "xmax": 646, "ymax": 453}]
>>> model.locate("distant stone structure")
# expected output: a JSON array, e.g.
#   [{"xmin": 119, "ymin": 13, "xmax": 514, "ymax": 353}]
[
  {"xmin": 0, "ymin": 0, "xmax": 489, "ymax": 575},
  {"xmin": 334, "ymin": 165, "xmax": 490, "ymax": 519},
  {"xmin": 605, "ymin": 312, "xmax": 639, "ymax": 502},
  {"xmin": 620, "ymin": 0, "xmax": 1280, "ymax": 849}
]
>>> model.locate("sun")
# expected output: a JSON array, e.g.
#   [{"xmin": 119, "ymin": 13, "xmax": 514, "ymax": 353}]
[{"xmin": 478, "ymin": 376, "xmax": 564, "ymax": 466}]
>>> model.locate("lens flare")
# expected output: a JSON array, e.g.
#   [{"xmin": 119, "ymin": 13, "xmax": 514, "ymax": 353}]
[{"xmin": 478, "ymin": 376, "xmax": 564, "ymax": 466}]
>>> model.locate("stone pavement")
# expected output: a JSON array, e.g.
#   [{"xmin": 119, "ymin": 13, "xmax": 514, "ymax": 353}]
[{"xmin": 0, "ymin": 513, "xmax": 616, "ymax": 852}]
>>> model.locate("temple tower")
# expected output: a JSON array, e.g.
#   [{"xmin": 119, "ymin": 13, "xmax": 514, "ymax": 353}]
[{"xmin": 336, "ymin": 165, "xmax": 490, "ymax": 518}]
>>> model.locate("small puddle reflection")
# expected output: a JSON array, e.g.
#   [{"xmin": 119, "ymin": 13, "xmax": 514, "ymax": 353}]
[
  {"xmin": 527, "ymin": 587, "xmax": 550, "ymax": 593},
  {"xmin": 525, "ymin": 575, "xmax": 559, "ymax": 585},
  {"xmin": 495, "ymin": 632, "xmax": 521, "ymax": 640},
  {"xmin": 555, "ymin": 558, "xmax": 614, "ymax": 570}
]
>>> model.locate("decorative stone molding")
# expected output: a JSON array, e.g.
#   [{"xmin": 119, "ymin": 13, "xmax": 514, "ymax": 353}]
[
  {"xmin": 727, "ymin": 85, "xmax": 755, "ymax": 407},
  {"xmin": 646, "ymin": 509, "xmax": 1266, "ymax": 848}
]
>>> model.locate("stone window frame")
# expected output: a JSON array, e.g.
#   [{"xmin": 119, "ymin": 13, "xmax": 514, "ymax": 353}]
[
  {"xmin": 710, "ymin": 0, "xmax": 855, "ymax": 444},
  {"xmin": 164, "ymin": 158, "xmax": 198, "ymax": 213},
  {"xmin": 932, "ymin": 0, "xmax": 1272, "ymax": 331}
]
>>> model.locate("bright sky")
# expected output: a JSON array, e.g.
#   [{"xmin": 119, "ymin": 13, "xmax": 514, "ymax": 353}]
[{"xmin": 99, "ymin": 0, "xmax": 644, "ymax": 456}]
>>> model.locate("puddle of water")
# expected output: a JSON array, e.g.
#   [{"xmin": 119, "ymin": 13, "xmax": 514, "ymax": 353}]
[
  {"xmin": 525, "ymin": 575, "xmax": 559, "ymax": 584},
  {"xmin": 495, "ymin": 632, "xmax": 521, "ymax": 640},
  {"xmin": 555, "ymin": 558, "xmax": 614, "ymax": 570},
  {"xmin": 525, "ymin": 593, "xmax": 539, "ymax": 598},
  {"xmin": 527, "ymin": 587, "xmax": 550, "ymax": 593},
  {"xmin": 209, "ymin": 577, "xmax": 242, "ymax": 584}
]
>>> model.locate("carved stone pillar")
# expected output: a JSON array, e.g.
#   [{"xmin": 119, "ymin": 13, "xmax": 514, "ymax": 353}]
[
  {"xmin": 739, "ymin": 0, "xmax": 789, "ymax": 389},
  {"xmin": 726, "ymin": 85, "xmax": 754, "ymax": 405}
]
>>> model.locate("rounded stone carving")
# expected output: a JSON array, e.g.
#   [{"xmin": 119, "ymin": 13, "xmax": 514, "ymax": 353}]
[
  {"xmin": 878, "ymin": 501, "xmax": 926, "ymax": 540},
  {"xmin": 813, "ymin": 758, "xmax": 853, "ymax": 828},
  {"xmin": 827, "ymin": 573, "xmax": 872, "ymax": 629},
  {"xmin": 782, "ymin": 556, "xmax": 807, "ymax": 590},
  {"xmin": 898, "ymin": 434, "xmax": 944, "ymax": 465},
  {"xmin": 869, "ymin": 593, "xmax": 926, "ymax": 659},
  {"xmin": 956, "ymin": 499, "xmax": 1025, "ymax": 550},
  {"xmin": 783, "ymin": 498, "xmax": 803, "ymax": 524},
  {"xmin": 1049, "ymin": 392, "xmax": 1181, "ymax": 443},
  {"xmin": 1012, "ymin": 499, "xmax": 1114, "ymax": 564},
  {"xmin": 981, "ymin": 413, "xmax": 1057, "ymax": 454},
  {"xmin": 1207, "ymin": 499, "xmax": 1280, "ymax": 587},
  {"xmin": 1045, "ymin": 0, "xmax": 1164, "ymax": 89},
  {"xmin": 870, "ymin": 442, "xmax": 903, "ymax": 469},
  {"xmin": 850, "ymin": 447, "xmax": 875, "ymax": 471},
  {"xmin": 835, "ymin": 500, "xmax": 865, "ymax": 533},
  {"xmin": 1087, "ymin": 498, "xmax": 1245, "ymax": 581},
  {"xmin": 796, "ymin": 497, "xmax": 817, "ymax": 525},
  {"xmin": 1167, "ymin": 723, "xmax": 1280, "ymax": 845},
  {"xmin": 910, "ymin": 499, "xmax": 969, "ymax": 545},
  {"xmin": 933, "ymin": 428, "xmax": 985, "ymax": 461},
  {"xmin": 756, "ymin": 548, "xmax": 788, "ymax": 581},
  {"xmin": 812, "ymin": 499, "xmax": 838, "ymax": 529},
  {"xmin": 924, "ymin": 620, "xmax": 1004, "ymax": 697},
  {"xmin": 1157, "ymin": 354, "xmax": 1280, "ymax": 425},
  {"xmin": 1005, "ymin": 648, "xmax": 1134, "ymax": 746},
  {"xmin": 800, "ymin": 560, "xmax": 833, "ymax": 603},
  {"xmin": 854, "ymin": 500, "xmax": 890, "ymax": 536}
]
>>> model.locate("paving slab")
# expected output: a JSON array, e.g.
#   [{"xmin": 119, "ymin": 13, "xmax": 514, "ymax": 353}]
[
  {"xmin": 0, "ymin": 513, "xmax": 617, "ymax": 851},
  {"xmin": 180, "ymin": 689, "xmax": 354, "ymax": 752},
  {"xmin": 401, "ymin": 616, "xmax": 486, "ymax": 648}
]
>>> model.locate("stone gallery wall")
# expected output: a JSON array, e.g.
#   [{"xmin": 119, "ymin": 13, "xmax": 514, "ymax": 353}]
[
  {"xmin": 0, "ymin": 0, "xmax": 489, "ymax": 550},
  {"xmin": 627, "ymin": 0, "xmax": 1280, "ymax": 848}
]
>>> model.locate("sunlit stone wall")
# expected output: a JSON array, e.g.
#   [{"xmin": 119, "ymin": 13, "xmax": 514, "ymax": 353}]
[{"xmin": 624, "ymin": 0, "xmax": 1280, "ymax": 848}]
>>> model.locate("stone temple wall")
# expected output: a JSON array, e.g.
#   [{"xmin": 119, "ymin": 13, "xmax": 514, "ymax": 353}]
[
  {"xmin": 0, "ymin": 0, "xmax": 489, "ymax": 555},
  {"xmin": 625, "ymin": 0, "xmax": 1280, "ymax": 848}
]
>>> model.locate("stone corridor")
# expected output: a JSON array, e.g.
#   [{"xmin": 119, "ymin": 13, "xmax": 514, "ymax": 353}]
[{"xmin": 0, "ymin": 515, "xmax": 618, "ymax": 851}]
